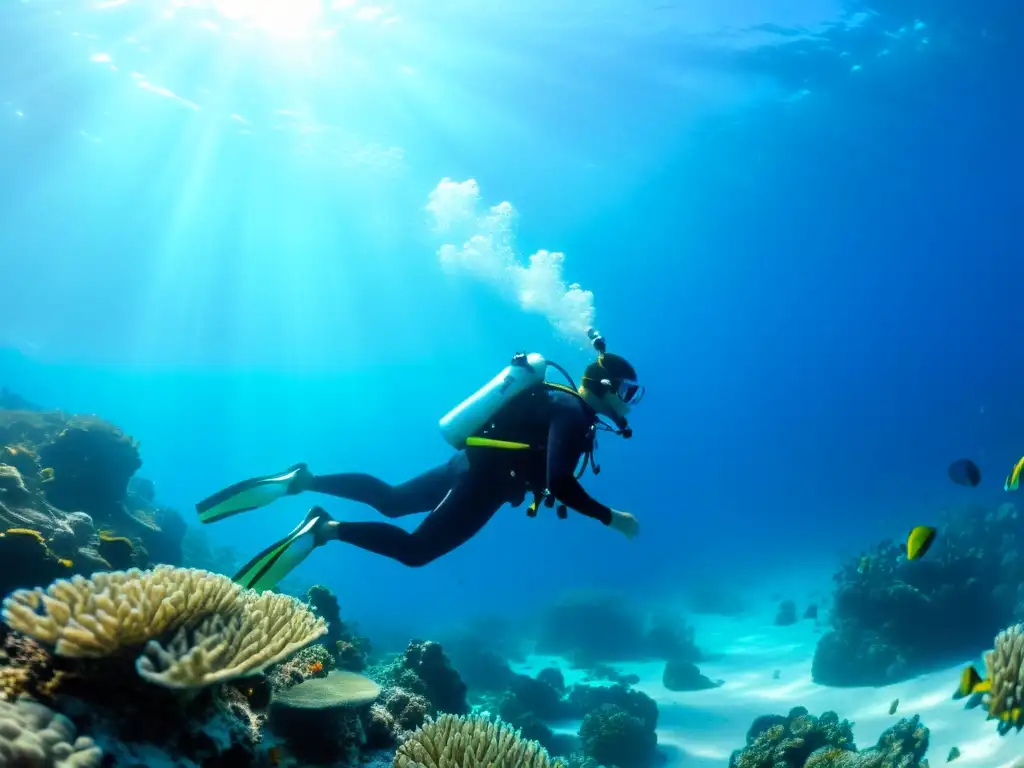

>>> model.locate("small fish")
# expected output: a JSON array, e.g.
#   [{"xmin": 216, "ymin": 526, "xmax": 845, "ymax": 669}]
[
  {"xmin": 857, "ymin": 556, "xmax": 871, "ymax": 574},
  {"xmin": 947, "ymin": 746, "xmax": 960, "ymax": 762},
  {"xmin": 948, "ymin": 459, "xmax": 981, "ymax": 487},
  {"xmin": 268, "ymin": 746, "xmax": 282, "ymax": 766},
  {"xmin": 953, "ymin": 665, "xmax": 991, "ymax": 700},
  {"xmin": 889, "ymin": 698, "xmax": 899, "ymax": 715},
  {"xmin": 1005, "ymin": 456, "xmax": 1024, "ymax": 492},
  {"xmin": 772, "ymin": 669, "xmax": 781, "ymax": 680},
  {"xmin": 907, "ymin": 526, "xmax": 937, "ymax": 560}
]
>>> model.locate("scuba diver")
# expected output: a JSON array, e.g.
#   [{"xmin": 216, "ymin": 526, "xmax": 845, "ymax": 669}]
[{"xmin": 196, "ymin": 329, "xmax": 644, "ymax": 592}]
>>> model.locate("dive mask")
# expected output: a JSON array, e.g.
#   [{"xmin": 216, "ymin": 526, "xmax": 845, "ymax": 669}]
[{"xmin": 604, "ymin": 378, "xmax": 645, "ymax": 406}]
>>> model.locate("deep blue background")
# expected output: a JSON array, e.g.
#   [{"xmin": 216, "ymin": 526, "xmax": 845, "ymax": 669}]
[{"xmin": 0, "ymin": 0, "xmax": 1021, "ymax": 638}]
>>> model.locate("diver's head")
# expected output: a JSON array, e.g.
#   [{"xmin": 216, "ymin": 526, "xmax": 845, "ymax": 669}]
[{"xmin": 579, "ymin": 352, "xmax": 644, "ymax": 430}]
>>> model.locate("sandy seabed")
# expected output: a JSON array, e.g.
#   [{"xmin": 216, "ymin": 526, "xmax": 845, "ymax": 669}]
[{"xmin": 512, "ymin": 612, "xmax": 1023, "ymax": 767}]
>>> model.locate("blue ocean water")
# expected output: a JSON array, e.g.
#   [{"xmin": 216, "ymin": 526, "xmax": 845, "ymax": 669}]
[{"xmin": 0, "ymin": 0, "xmax": 1022, "ymax": 760}]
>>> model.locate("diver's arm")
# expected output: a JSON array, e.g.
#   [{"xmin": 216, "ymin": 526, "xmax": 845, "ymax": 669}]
[{"xmin": 546, "ymin": 410, "xmax": 613, "ymax": 526}]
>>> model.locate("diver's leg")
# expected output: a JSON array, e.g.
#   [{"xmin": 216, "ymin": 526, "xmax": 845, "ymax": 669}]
[
  {"xmin": 309, "ymin": 454, "xmax": 466, "ymax": 518},
  {"xmin": 324, "ymin": 474, "xmax": 504, "ymax": 567}
]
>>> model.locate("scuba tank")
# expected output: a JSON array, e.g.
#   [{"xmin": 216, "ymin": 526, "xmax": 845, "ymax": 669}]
[
  {"xmin": 439, "ymin": 327, "xmax": 629, "ymax": 450},
  {"xmin": 439, "ymin": 352, "xmax": 548, "ymax": 450}
]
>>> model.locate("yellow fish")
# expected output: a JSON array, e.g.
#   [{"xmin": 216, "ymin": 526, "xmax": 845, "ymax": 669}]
[
  {"xmin": 954, "ymin": 665, "xmax": 991, "ymax": 700},
  {"xmin": 907, "ymin": 526, "xmax": 937, "ymax": 560},
  {"xmin": 1005, "ymin": 456, "xmax": 1024, "ymax": 492}
]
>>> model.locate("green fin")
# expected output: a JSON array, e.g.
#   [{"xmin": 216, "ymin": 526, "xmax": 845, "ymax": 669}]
[
  {"xmin": 232, "ymin": 507, "xmax": 330, "ymax": 592},
  {"xmin": 465, "ymin": 436, "xmax": 532, "ymax": 450},
  {"xmin": 196, "ymin": 463, "xmax": 309, "ymax": 524}
]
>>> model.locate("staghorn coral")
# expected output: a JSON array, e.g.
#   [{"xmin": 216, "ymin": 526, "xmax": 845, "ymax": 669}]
[
  {"xmin": 0, "ymin": 696, "xmax": 102, "ymax": 767},
  {"xmin": 1, "ymin": 565, "xmax": 326, "ymax": 689},
  {"xmin": 394, "ymin": 713, "xmax": 564, "ymax": 768}
]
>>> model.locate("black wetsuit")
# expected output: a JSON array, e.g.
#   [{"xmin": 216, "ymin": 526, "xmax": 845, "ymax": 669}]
[{"xmin": 310, "ymin": 387, "xmax": 614, "ymax": 567}]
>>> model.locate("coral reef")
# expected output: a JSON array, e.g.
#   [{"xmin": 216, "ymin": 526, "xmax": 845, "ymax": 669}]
[
  {"xmin": 537, "ymin": 592, "xmax": 701, "ymax": 666},
  {"xmin": 268, "ymin": 669, "xmax": 382, "ymax": 765},
  {"xmin": 273, "ymin": 670, "xmax": 380, "ymax": 709},
  {"xmin": 485, "ymin": 671, "xmax": 660, "ymax": 761},
  {"xmin": 442, "ymin": 635, "xmax": 515, "ymax": 694},
  {"xmin": 776, "ymin": 600, "xmax": 798, "ymax": 626},
  {"xmin": 0, "ymin": 401, "xmax": 189, "ymax": 596},
  {"xmin": 0, "ymin": 527, "xmax": 74, "ymax": 601},
  {"xmin": 0, "ymin": 566, "xmax": 334, "ymax": 767},
  {"xmin": 662, "ymin": 659, "xmax": 722, "ymax": 691},
  {"xmin": 729, "ymin": 706, "xmax": 930, "ymax": 768},
  {"xmin": 394, "ymin": 713, "xmax": 564, "ymax": 768},
  {"xmin": 307, "ymin": 584, "xmax": 372, "ymax": 671},
  {"xmin": 0, "ymin": 696, "xmax": 102, "ymax": 767},
  {"xmin": 682, "ymin": 583, "xmax": 748, "ymax": 616},
  {"xmin": 955, "ymin": 622, "xmax": 1024, "ymax": 734},
  {"xmin": 492, "ymin": 671, "xmax": 574, "ymax": 755},
  {"xmin": 36, "ymin": 416, "xmax": 141, "ymax": 516},
  {"xmin": 2, "ymin": 565, "xmax": 326, "ymax": 686},
  {"xmin": 375, "ymin": 640, "xmax": 469, "ymax": 716},
  {"xmin": 381, "ymin": 687, "xmax": 431, "ymax": 733},
  {"xmin": 813, "ymin": 501, "xmax": 1024, "ymax": 686},
  {"xmin": 268, "ymin": 644, "xmax": 335, "ymax": 692},
  {"xmin": 579, "ymin": 703, "xmax": 658, "ymax": 768}
]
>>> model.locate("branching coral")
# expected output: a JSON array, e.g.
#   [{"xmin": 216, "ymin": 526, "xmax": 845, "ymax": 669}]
[
  {"xmin": 394, "ymin": 713, "xmax": 565, "ymax": 768},
  {"xmin": 1, "ymin": 565, "xmax": 326, "ymax": 689},
  {"xmin": 961, "ymin": 622, "xmax": 1024, "ymax": 733}
]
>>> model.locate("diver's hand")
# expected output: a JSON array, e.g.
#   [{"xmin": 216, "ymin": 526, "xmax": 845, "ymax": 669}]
[{"xmin": 609, "ymin": 510, "xmax": 640, "ymax": 540}]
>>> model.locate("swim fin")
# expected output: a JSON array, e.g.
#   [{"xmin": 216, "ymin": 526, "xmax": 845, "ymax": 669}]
[
  {"xmin": 196, "ymin": 463, "xmax": 311, "ymax": 524},
  {"xmin": 233, "ymin": 506, "xmax": 335, "ymax": 593}
]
